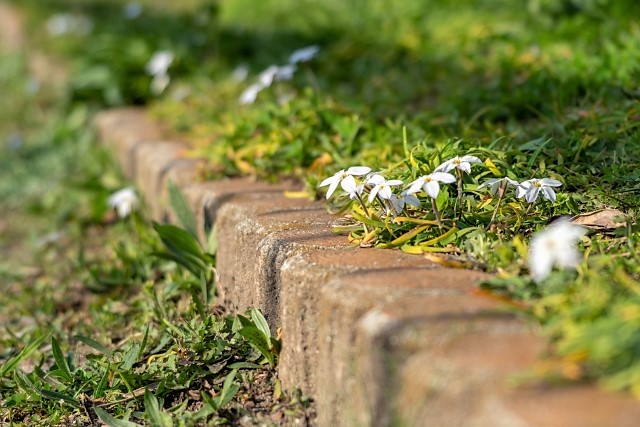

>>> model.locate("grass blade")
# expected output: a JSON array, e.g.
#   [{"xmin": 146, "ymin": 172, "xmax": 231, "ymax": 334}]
[
  {"xmin": 0, "ymin": 331, "xmax": 50, "ymax": 378},
  {"xmin": 168, "ymin": 180, "xmax": 198, "ymax": 239},
  {"xmin": 95, "ymin": 407, "xmax": 143, "ymax": 427},
  {"xmin": 75, "ymin": 335, "xmax": 113, "ymax": 357}
]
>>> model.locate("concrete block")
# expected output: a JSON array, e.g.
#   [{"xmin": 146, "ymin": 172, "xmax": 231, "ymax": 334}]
[
  {"xmin": 278, "ymin": 249, "xmax": 438, "ymax": 398},
  {"xmin": 94, "ymin": 109, "xmax": 163, "ymax": 178},
  {"xmin": 133, "ymin": 140, "xmax": 188, "ymax": 221}
]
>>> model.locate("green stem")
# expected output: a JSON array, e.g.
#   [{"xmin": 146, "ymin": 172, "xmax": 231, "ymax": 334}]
[
  {"xmin": 431, "ymin": 198, "xmax": 442, "ymax": 229},
  {"xmin": 486, "ymin": 182, "xmax": 507, "ymax": 230}
]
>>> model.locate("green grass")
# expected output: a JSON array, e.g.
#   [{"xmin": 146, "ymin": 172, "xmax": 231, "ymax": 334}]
[
  {"xmin": 0, "ymin": 14, "xmax": 313, "ymax": 426},
  {"xmin": 6, "ymin": 0, "xmax": 640, "ymax": 408}
]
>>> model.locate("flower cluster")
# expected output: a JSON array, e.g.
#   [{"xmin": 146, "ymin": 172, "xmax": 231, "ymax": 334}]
[
  {"xmin": 320, "ymin": 154, "xmax": 578, "ymax": 283},
  {"xmin": 238, "ymin": 45, "xmax": 320, "ymax": 105},
  {"xmin": 320, "ymin": 154, "xmax": 563, "ymax": 221}
]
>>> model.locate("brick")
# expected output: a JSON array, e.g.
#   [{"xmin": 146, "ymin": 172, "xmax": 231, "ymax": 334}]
[
  {"xmin": 133, "ymin": 140, "xmax": 188, "ymax": 221},
  {"xmin": 215, "ymin": 195, "xmax": 349, "ymax": 325},
  {"xmin": 94, "ymin": 109, "xmax": 163, "ymax": 178},
  {"xmin": 317, "ymin": 269, "xmax": 498, "ymax": 426},
  {"xmin": 278, "ymin": 248, "xmax": 437, "ymax": 398},
  {"xmin": 173, "ymin": 178, "xmax": 299, "ymax": 245}
]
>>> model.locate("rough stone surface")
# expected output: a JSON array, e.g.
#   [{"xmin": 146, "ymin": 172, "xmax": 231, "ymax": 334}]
[
  {"xmin": 278, "ymin": 249, "xmax": 439, "ymax": 398},
  {"xmin": 95, "ymin": 109, "xmax": 164, "ymax": 178}
]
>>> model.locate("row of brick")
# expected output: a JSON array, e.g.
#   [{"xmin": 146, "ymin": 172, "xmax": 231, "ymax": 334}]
[{"xmin": 95, "ymin": 108, "xmax": 640, "ymax": 426}]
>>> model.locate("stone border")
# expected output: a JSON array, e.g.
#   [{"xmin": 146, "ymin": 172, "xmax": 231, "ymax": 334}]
[{"xmin": 96, "ymin": 109, "xmax": 640, "ymax": 426}]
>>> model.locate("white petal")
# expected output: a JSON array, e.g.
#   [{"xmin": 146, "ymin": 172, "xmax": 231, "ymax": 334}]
[
  {"xmin": 368, "ymin": 185, "xmax": 380, "ymax": 203},
  {"xmin": 434, "ymin": 160, "xmax": 451, "ymax": 172},
  {"xmin": 505, "ymin": 178, "xmax": 520, "ymax": 187},
  {"xmin": 516, "ymin": 181, "xmax": 531, "ymax": 198},
  {"xmin": 275, "ymin": 64, "xmax": 296, "ymax": 81},
  {"xmin": 346, "ymin": 166, "xmax": 371, "ymax": 176},
  {"xmin": 319, "ymin": 172, "xmax": 341, "ymax": 188},
  {"xmin": 341, "ymin": 175, "xmax": 357, "ymax": 194},
  {"xmin": 555, "ymin": 246, "xmax": 581, "ymax": 269},
  {"xmin": 367, "ymin": 174, "xmax": 385, "ymax": 185},
  {"xmin": 289, "ymin": 45, "xmax": 320, "ymax": 64},
  {"xmin": 477, "ymin": 178, "xmax": 499, "ymax": 190},
  {"xmin": 239, "ymin": 83, "xmax": 263, "ymax": 105},
  {"xmin": 431, "ymin": 172, "xmax": 456, "ymax": 183},
  {"xmin": 540, "ymin": 178, "xmax": 562, "ymax": 187},
  {"xmin": 461, "ymin": 155, "xmax": 481, "ymax": 163},
  {"xmin": 541, "ymin": 186, "xmax": 556, "ymax": 202},
  {"xmin": 325, "ymin": 179, "xmax": 340, "ymax": 199},
  {"xmin": 406, "ymin": 177, "xmax": 426, "ymax": 194},
  {"xmin": 258, "ymin": 65, "xmax": 279, "ymax": 87},
  {"xmin": 529, "ymin": 237, "xmax": 555, "ymax": 282},
  {"xmin": 378, "ymin": 185, "xmax": 393, "ymax": 200},
  {"xmin": 404, "ymin": 194, "xmax": 421, "ymax": 207},
  {"xmin": 386, "ymin": 179, "xmax": 403, "ymax": 186},
  {"xmin": 525, "ymin": 186, "xmax": 541, "ymax": 203},
  {"xmin": 424, "ymin": 180, "xmax": 440, "ymax": 199},
  {"xmin": 458, "ymin": 161, "xmax": 471, "ymax": 174}
]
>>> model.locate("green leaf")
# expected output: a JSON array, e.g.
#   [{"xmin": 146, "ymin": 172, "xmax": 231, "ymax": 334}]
[
  {"xmin": 216, "ymin": 369, "xmax": 240, "ymax": 409},
  {"xmin": 206, "ymin": 224, "xmax": 218, "ymax": 256},
  {"xmin": 168, "ymin": 180, "xmax": 198, "ymax": 239},
  {"xmin": 0, "ymin": 331, "xmax": 50, "ymax": 377},
  {"xmin": 239, "ymin": 326, "xmax": 275, "ymax": 368},
  {"xmin": 37, "ymin": 388, "xmax": 80, "ymax": 408},
  {"xmin": 227, "ymin": 361, "xmax": 262, "ymax": 369},
  {"xmin": 95, "ymin": 407, "xmax": 144, "ymax": 427},
  {"xmin": 250, "ymin": 308, "xmax": 271, "ymax": 340},
  {"xmin": 51, "ymin": 336, "xmax": 72, "ymax": 381},
  {"xmin": 75, "ymin": 335, "xmax": 113, "ymax": 357},
  {"xmin": 153, "ymin": 223, "xmax": 208, "ymax": 277},
  {"xmin": 94, "ymin": 363, "xmax": 110, "ymax": 398},
  {"xmin": 121, "ymin": 342, "xmax": 140, "ymax": 371},
  {"xmin": 145, "ymin": 389, "xmax": 173, "ymax": 427}
]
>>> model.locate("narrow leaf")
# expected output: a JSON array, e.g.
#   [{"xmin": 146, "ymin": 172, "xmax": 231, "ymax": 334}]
[
  {"xmin": 51, "ymin": 336, "xmax": 72, "ymax": 381},
  {"xmin": 75, "ymin": 335, "xmax": 113, "ymax": 357},
  {"xmin": 250, "ymin": 309, "xmax": 271, "ymax": 341},
  {"xmin": 168, "ymin": 180, "xmax": 198, "ymax": 239},
  {"xmin": 95, "ymin": 407, "xmax": 143, "ymax": 427},
  {"xmin": 145, "ymin": 389, "xmax": 173, "ymax": 427},
  {"xmin": 0, "ymin": 332, "xmax": 50, "ymax": 377}
]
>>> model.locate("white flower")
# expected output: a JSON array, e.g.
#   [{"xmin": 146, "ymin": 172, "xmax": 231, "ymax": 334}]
[
  {"xmin": 150, "ymin": 73, "xmax": 170, "ymax": 95},
  {"xmin": 388, "ymin": 191, "xmax": 421, "ymax": 215},
  {"xmin": 319, "ymin": 166, "xmax": 371, "ymax": 199},
  {"xmin": 477, "ymin": 177, "xmax": 520, "ymax": 195},
  {"xmin": 239, "ymin": 83, "xmax": 264, "ymax": 105},
  {"xmin": 146, "ymin": 51, "xmax": 174, "ymax": 77},
  {"xmin": 516, "ymin": 178, "xmax": 562, "ymax": 203},
  {"xmin": 275, "ymin": 64, "xmax": 297, "ymax": 81},
  {"xmin": 231, "ymin": 65, "xmax": 249, "ymax": 82},
  {"xmin": 108, "ymin": 187, "xmax": 139, "ymax": 218},
  {"xmin": 529, "ymin": 218, "xmax": 586, "ymax": 282},
  {"xmin": 368, "ymin": 178, "xmax": 403, "ymax": 203},
  {"xmin": 258, "ymin": 65, "xmax": 280, "ymax": 87},
  {"xmin": 289, "ymin": 45, "xmax": 320, "ymax": 64},
  {"xmin": 123, "ymin": 2, "xmax": 143, "ymax": 19},
  {"xmin": 406, "ymin": 172, "xmax": 456, "ymax": 199},
  {"xmin": 435, "ymin": 155, "xmax": 482, "ymax": 174},
  {"xmin": 46, "ymin": 13, "xmax": 93, "ymax": 36}
]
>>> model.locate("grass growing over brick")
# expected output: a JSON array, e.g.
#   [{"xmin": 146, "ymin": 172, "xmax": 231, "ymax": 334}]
[{"xmin": 8, "ymin": 0, "xmax": 640, "ymax": 403}]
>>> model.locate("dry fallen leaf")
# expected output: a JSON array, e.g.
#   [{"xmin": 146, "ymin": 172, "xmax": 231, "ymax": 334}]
[{"xmin": 571, "ymin": 208, "xmax": 627, "ymax": 230}]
